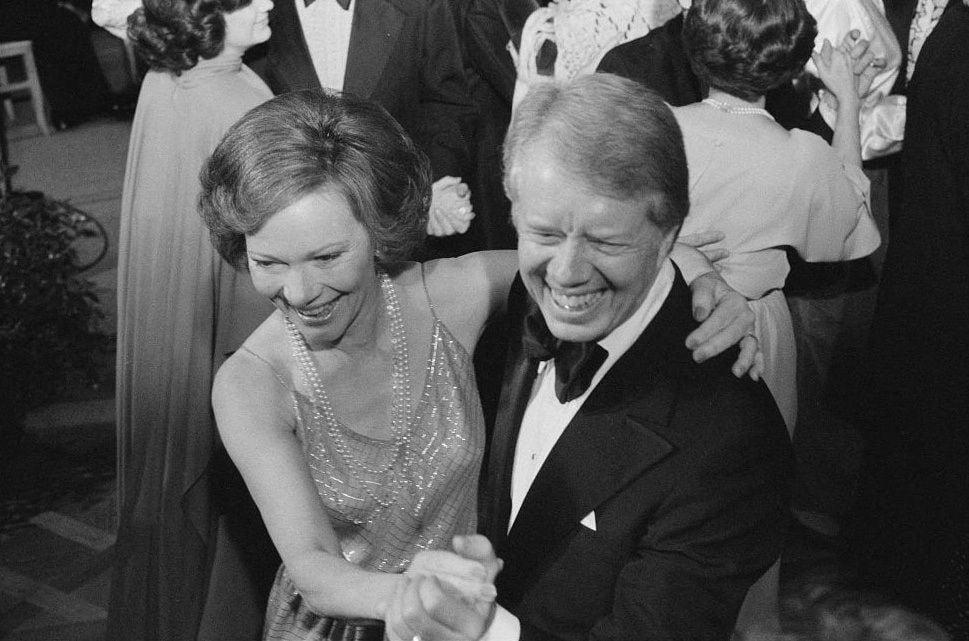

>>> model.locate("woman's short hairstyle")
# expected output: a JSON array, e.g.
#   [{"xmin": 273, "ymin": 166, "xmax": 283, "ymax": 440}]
[
  {"xmin": 199, "ymin": 89, "xmax": 432, "ymax": 269},
  {"xmin": 503, "ymin": 73, "xmax": 689, "ymax": 234},
  {"xmin": 683, "ymin": 0, "xmax": 817, "ymax": 101},
  {"xmin": 127, "ymin": 0, "xmax": 251, "ymax": 74}
]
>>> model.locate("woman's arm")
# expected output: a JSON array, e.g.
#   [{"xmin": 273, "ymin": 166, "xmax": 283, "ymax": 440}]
[{"xmin": 813, "ymin": 39, "xmax": 863, "ymax": 168}]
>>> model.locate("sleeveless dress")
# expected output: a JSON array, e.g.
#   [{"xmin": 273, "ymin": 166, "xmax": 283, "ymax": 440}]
[
  {"xmin": 673, "ymin": 105, "xmax": 881, "ymax": 434},
  {"xmin": 262, "ymin": 286, "xmax": 485, "ymax": 639},
  {"xmin": 109, "ymin": 55, "xmax": 275, "ymax": 641}
]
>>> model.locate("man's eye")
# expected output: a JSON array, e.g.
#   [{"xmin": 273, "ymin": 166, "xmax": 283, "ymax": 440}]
[
  {"xmin": 530, "ymin": 231, "xmax": 561, "ymax": 244},
  {"xmin": 315, "ymin": 253, "xmax": 339, "ymax": 263},
  {"xmin": 592, "ymin": 240, "xmax": 625, "ymax": 254}
]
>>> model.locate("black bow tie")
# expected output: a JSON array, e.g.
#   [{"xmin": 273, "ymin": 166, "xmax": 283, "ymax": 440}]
[
  {"xmin": 522, "ymin": 305, "xmax": 608, "ymax": 404},
  {"xmin": 304, "ymin": 0, "xmax": 350, "ymax": 9}
]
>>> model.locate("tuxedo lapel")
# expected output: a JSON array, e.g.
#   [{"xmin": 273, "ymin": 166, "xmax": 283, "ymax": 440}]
[
  {"xmin": 507, "ymin": 411, "xmax": 674, "ymax": 558},
  {"xmin": 502, "ymin": 272, "xmax": 697, "ymax": 576},
  {"xmin": 482, "ymin": 276, "xmax": 537, "ymax": 548},
  {"xmin": 268, "ymin": 0, "xmax": 322, "ymax": 91},
  {"xmin": 344, "ymin": 0, "xmax": 405, "ymax": 98}
]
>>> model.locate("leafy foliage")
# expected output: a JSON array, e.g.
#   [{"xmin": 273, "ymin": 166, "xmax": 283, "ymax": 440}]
[{"xmin": 0, "ymin": 188, "xmax": 110, "ymax": 415}]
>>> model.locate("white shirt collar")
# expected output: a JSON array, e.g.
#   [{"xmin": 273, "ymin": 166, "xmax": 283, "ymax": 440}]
[{"xmin": 596, "ymin": 257, "xmax": 675, "ymax": 369}]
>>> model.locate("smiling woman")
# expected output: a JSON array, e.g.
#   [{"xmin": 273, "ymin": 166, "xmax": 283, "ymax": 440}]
[
  {"xmin": 245, "ymin": 190, "xmax": 382, "ymax": 350},
  {"xmin": 197, "ymin": 89, "xmax": 515, "ymax": 640},
  {"xmin": 109, "ymin": 0, "xmax": 278, "ymax": 639}
]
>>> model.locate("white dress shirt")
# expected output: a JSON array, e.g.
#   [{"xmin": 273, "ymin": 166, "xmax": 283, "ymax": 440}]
[
  {"xmin": 483, "ymin": 258, "xmax": 676, "ymax": 640},
  {"xmin": 296, "ymin": 0, "xmax": 355, "ymax": 91}
]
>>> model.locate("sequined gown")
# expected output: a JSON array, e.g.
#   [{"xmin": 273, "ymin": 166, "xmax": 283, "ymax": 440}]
[{"xmin": 262, "ymin": 303, "xmax": 485, "ymax": 639}]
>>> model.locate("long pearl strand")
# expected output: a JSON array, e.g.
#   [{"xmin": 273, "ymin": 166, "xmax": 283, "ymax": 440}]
[
  {"xmin": 285, "ymin": 272, "xmax": 414, "ymax": 508},
  {"xmin": 702, "ymin": 97, "xmax": 774, "ymax": 119}
]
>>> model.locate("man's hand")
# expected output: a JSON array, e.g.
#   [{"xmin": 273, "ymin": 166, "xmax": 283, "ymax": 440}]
[
  {"xmin": 686, "ymin": 271, "xmax": 763, "ymax": 380},
  {"xmin": 452, "ymin": 535, "xmax": 502, "ymax": 584},
  {"xmin": 407, "ymin": 542, "xmax": 498, "ymax": 603},
  {"xmin": 843, "ymin": 29, "xmax": 886, "ymax": 98},
  {"xmin": 382, "ymin": 575, "xmax": 491, "ymax": 641}
]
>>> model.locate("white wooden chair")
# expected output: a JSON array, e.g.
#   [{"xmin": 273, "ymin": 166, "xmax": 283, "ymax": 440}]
[{"xmin": 0, "ymin": 40, "xmax": 54, "ymax": 136}]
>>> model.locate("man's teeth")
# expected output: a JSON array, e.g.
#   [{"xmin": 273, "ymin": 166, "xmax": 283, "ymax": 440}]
[{"xmin": 549, "ymin": 289, "xmax": 603, "ymax": 311}]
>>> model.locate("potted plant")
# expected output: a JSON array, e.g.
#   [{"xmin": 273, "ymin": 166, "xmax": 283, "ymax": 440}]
[{"xmin": 0, "ymin": 166, "xmax": 111, "ymax": 458}]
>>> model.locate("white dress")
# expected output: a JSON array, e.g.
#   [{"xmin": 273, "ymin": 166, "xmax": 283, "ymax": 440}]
[{"xmin": 673, "ymin": 103, "xmax": 881, "ymax": 433}]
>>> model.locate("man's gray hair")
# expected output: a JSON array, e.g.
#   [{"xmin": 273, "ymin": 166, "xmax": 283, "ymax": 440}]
[{"xmin": 503, "ymin": 73, "xmax": 690, "ymax": 233}]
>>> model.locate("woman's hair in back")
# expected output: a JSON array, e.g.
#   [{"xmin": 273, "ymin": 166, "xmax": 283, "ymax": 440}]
[
  {"xmin": 199, "ymin": 89, "xmax": 431, "ymax": 270},
  {"xmin": 683, "ymin": 0, "xmax": 817, "ymax": 101},
  {"xmin": 743, "ymin": 582, "xmax": 951, "ymax": 641},
  {"xmin": 127, "ymin": 0, "xmax": 251, "ymax": 74}
]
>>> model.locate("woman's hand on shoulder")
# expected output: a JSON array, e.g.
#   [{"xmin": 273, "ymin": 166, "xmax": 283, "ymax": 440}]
[{"xmin": 686, "ymin": 271, "xmax": 764, "ymax": 380}]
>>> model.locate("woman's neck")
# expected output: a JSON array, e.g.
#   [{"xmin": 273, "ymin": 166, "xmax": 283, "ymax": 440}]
[
  {"xmin": 310, "ymin": 272, "xmax": 388, "ymax": 358},
  {"xmin": 208, "ymin": 43, "xmax": 246, "ymax": 65},
  {"xmin": 706, "ymin": 88, "xmax": 766, "ymax": 109}
]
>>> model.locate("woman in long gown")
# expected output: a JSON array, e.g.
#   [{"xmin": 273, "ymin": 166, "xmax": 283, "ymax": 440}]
[
  {"xmin": 197, "ymin": 88, "xmax": 764, "ymax": 640},
  {"xmin": 672, "ymin": 0, "xmax": 882, "ymax": 433},
  {"xmin": 110, "ymin": 1, "xmax": 275, "ymax": 639}
]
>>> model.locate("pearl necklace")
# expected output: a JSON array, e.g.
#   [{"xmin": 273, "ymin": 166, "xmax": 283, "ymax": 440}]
[
  {"xmin": 285, "ymin": 272, "xmax": 414, "ymax": 508},
  {"xmin": 702, "ymin": 97, "xmax": 774, "ymax": 119}
]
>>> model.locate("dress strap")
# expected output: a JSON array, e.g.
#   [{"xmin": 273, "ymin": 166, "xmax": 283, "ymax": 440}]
[
  {"xmin": 238, "ymin": 344, "xmax": 290, "ymax": 391},
  {"xmin": 418, "ymin": 262, "xmax": 440, "ymax": 321}
]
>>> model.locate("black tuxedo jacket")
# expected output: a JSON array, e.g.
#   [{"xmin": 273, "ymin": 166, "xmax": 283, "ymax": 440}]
[
  {"xmin": 265, "ymin": 0, "xmax": 475, "ymax": 178},
  {"xmin": 481, "ymin": 272, "xmax": 792, "ymax": 641},
  {"xmin": 596, "ymin": 13, "xmax": 700, "ymax": 107}
]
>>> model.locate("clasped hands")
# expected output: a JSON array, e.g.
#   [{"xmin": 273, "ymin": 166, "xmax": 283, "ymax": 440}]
[
  {"xmin": 813, "ymin": 29, "xmax": 887, "ymax": 113},
  {"xmin": 428, "ymin": 176, "xmax": 475, "ymax": 237},
  {"xmin": 379, "ymin": 535, "xmax": 501, "ymax": 641}
]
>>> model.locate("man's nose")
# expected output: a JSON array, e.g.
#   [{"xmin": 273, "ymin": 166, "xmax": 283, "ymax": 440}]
[{"xmin": 546, "ymin": 237, "xmax": 590, "ymax": 286}]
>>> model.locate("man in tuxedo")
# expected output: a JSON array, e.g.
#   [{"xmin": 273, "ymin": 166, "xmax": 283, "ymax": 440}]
[
  {"xmin": 264, "ymin": 0, "xmax": 478, "ymax": 254},
  {"xmin": 385, "ymin": 73, "xmax": 792, "ymax": 641}
]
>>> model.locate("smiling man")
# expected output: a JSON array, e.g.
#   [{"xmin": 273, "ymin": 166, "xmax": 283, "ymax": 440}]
[{"xmin": 387, "ymin": 73, "xmax": 792, "ymax": 641}]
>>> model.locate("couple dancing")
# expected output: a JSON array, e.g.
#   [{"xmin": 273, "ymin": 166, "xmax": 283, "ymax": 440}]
[{"xmin": 198, "ymin": 74, "xmax": 790, "ymax": 640}]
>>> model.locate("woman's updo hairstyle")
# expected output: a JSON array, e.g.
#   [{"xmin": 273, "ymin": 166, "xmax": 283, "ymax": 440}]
[
  {"xmin": 127, "ymin": 0, "xmax": 251, "ymax": 74},
  {"xmin": 683, "ymin": 0, "xmax": 817, "ymax": 101}
]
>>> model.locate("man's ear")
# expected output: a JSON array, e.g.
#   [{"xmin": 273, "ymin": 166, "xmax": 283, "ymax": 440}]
[{"xmin": 656, "ymin": 226, "xmax": 679, "ymax": 269}]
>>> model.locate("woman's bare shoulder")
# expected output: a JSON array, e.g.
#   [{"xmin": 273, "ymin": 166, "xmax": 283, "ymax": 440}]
[{"xmin": 214, "ymin": 313, "xmax": 293, "ymax": 412}]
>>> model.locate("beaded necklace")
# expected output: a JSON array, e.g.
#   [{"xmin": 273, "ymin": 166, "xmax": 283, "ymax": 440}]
[
  {"xmin": 702, "ymin": 97, "xmax": 774, "ymax": 119},
  {"xmin": 284, "ymin": 272, "xmax": 415, "ymax": 509}
]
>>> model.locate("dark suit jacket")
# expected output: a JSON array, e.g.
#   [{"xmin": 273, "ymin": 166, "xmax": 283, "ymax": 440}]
[
  {"xmin": 596, "ymin": 13, "xmax": 700, "ymax": 107},
  {"xmin": 481, "ymin": 272, "xmax": 792, "ymax": 641},
  {"xmin": 265, "ymin": 0, "xmax": 476, "ymax": 178}
]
